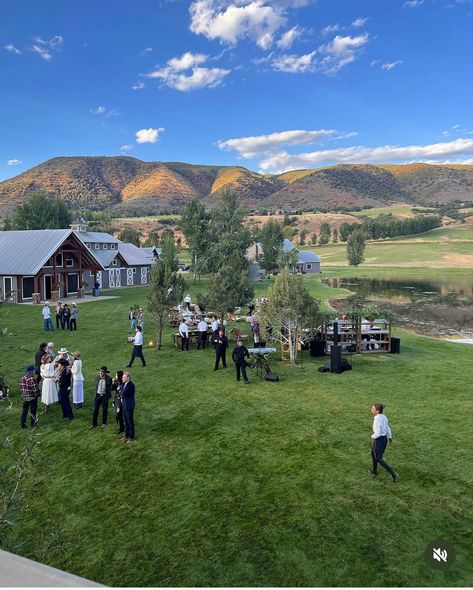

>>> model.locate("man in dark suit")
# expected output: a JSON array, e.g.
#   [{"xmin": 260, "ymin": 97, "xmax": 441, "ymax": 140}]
[
  {"xmin": 121, "ymin": 372, "xmax": 136, "ymax": 442},
  {"xmin": 232, "ymin": 340, "xmax": 250, "ymax": 384},
  {"xmin": 89, "ymin": 366, "xmax": 112, "ymax": 429},
  {"xmin": 57, "ymin": 358, "xmax": 74, "ymax": 421},
  {"xmin": 213, "ymin": 328, "xmax": 228, "ymax": 370}
]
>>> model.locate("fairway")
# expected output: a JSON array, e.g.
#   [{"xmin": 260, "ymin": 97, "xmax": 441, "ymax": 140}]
[{"xmin": 1, "ymin": 285, "xmax": 472, "ymax": 586}]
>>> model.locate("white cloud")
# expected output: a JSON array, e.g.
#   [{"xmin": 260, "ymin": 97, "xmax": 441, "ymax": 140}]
[
  {"xmin": 257, "ymin": 138, "xmax": 473, "ymax": 173},
  {"xmin": 352, "ymin": 17, "xmax": 368, "ymax": 28},
  {"xmin": 120, "ymin": 144, "xmax": 134, "ymax": 153},
  {"xmin": 29, "ymin": 44, "xmax": 53, "ymax": 61},
  {"xmin": 4, "ymin": 43, "xmax": 21, "ymax": 55},
  {"xmin": 317, "ymin": 33, "xmax": 369, "ymax": 74},
  {"xmin": 89, "ymin": 105, "xmax": 121, "ymax": 117},
  {"xmin": 6, "ymin": 159, "xmax": 22, "ymax": 166},
  {"xmin": 381, "ymin": 60, "xmax": 404, "ymax": 70},
  {"xmin": 272, "ymin": 51, "xmax": 316, "ymax": 73},
  {"xmin": 217, "ymin": 129, "xmax": 356, "ymax": 158},
  {"xmin": 370, "ymin": 59, "xmax": 381, "ymax": 67},
  {"xmin": 132, "ymin": 81, "xmax": 145, "ymax": 90},
  {"xmin": 145, "ymin": 52, "xmax": 230, "ymax": 91},
  {"xmin": 276, "ymin": 25, "xmax": 303, "ymax": 48},
  {"xmin": 189, "ymin": 0, "xmax": 287, "ymax": 49},
  {"xmin": 135, "ymin": 128, "xmax": 165, "ymax": 144},
  {"xmin": 142, "ymin": 47, "xmax": 153, "ymax": 54},
  {"xmin": 322, "ymin": 24, "xmax": 341, "ymax": 35},
  {"xmin": 28, "ymin": 34, "xmax": 64, "ymax": 60},
  {"xmin": 168, "ymin": 52, "xmax": 208, "ymax": 70},
  {"xmin": 403, "ymin": 0, "xmax": 424, "ymax": 7}
]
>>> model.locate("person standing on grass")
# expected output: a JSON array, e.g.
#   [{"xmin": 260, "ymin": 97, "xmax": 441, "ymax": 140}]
[
  {"xmin": 126, "ymin": 326, "xmax": 146, "ymax": 367},
  {"xmin": 20, "ymin": 365, "xmax": 40, "ymax": 429},
  {"xmin": 232, "ymin": 340, "xmax": 250, "ymax": 384},
  {"xmin": 121, "ymin": 372, "xmax": 136, "ymax": 442},
  {"xmin": 112, "ymin": 370, "xmax": 125, "ymax": 434},
  {"xmin": 34, "ymin": 343, "xmax": 48, "ymax": 384},
  {"xmin": 89, "ymin": 366, "xmax": 112, "ymax": 429},
  {"xmin": 213, "ymin": 328, "xmax": 228, "ymax": 370},
  {"xmin": 42, "ymin": 303, "xmax": 54, "ymax": 332},
  {"xmin": 197, "ymin": 318, "xmax": 208, "ymax": 349},
  {"xmin": 71, "ymin": 351, "xmax": 84, "ymax": 408},
  {"xmin": 40, "ymin": 354, "xmax": 58, "ymax": 411},
  {"xmin": 137, "ymin": 307, "xmax": 144, "ymax": 331},
  {"xmin": 55, "ymin": 301, "xmax": 63, "ymax": 330},
  {"xmin": 62, "ymin": 304, "xmax": 71, "ymax": 330},
  {"xmin": 369, "ymin": 403, "xmax": 399, "ymax": 483},
  {"xmin": 56, "ymin": 358, "xmax": 74, "ymax": 421},
  {"xmin": 179, "ymin": 320, "xmax": 189, "ymax": 351},
  {"xmin": 70, "ymin": 303, "xmax": 78, "ymax": 331},
  {"xmin": 128, "ymin": 307, "xmax": 136, "ymax": 333}
]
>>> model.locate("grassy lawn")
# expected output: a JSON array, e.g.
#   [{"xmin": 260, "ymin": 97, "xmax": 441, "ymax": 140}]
[
  {"xmin": 352, "ymin": 204, "xmax": 428, "ymax": 218},
  {"xmin": 1, "ymin": 284, "xmax": 472, "ymax": 586}
]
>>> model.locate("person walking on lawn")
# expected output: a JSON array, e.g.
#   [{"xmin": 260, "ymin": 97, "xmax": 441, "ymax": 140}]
[
  {"xmin": 89, "ymin": 366, "xmax": 112, "ymax": 429},
  {"xmin": 232, "ymin": 340, "xmax": 250, "ymax": 384},
  {"xmin": 369, "ymin": 403, "xmax": 399, "ymax": 483},
  {"xmin": 42, "ymin": 303, "xmax": 54, "ymax": 332},
  {"xmin": 213, "ymin": 328, "xmax": 228, "ymax": 370},
  {"xmin": 126, "ymin": 326, "xmax": 146, "ymax": 367},
  {"xmin": 20, "ymin": 365, "xmax": 40, "ymax": 429}
]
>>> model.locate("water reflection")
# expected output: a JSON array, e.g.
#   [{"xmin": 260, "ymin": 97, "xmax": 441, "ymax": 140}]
[{"xmin": 323, "ymin": 274, "xmax": 473, "ymax": 339}]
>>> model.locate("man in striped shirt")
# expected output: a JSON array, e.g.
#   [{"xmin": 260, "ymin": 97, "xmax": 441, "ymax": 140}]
[
  {"xmin": 370, "ymin": 403, "xmax": 399, "ymax": 483},
  {"xmin": 20, "ymin": 365, "xmax": 40, "ymax": 429}
]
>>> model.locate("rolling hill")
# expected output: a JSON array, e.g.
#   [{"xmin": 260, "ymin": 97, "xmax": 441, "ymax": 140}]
[{"xmin": 0, "ymin": 156, "xmax": 471, "ymax": 216}]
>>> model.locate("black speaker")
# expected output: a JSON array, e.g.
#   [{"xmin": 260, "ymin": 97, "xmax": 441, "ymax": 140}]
[
  {"xmin": 310, "ymin": 339, "xmax": 326, "ymax": 357},
  {"xmin": 390, "ymin": 337, "xmax": 400, "ymax": 354},
  {"xmin": 330, "ymin": 345, "xmax": 342, "ymax": 374},
  {"xmin": 264, "ymin": 373, "xmax": 279, "ymax": 382}
]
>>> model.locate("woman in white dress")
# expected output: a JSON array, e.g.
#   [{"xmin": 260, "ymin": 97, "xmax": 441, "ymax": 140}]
[
  {"xmin": 71, "ymin": 351, "xmax": 84, "ymax": 407},
  {"xmin": 40, "ymin": 354, "xmax": 58, "ymax": 410}
]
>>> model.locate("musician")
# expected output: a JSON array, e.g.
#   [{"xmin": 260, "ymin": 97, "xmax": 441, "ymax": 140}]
[
  {"xmin": 232, "ymin": 340, "xmax": 250, "ymax": 384},
  {"xmin": 213, "ymin": 328, "xmax": 228, "ymax": 370}
]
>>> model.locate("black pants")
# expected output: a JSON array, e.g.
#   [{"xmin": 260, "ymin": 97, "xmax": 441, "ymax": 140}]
[
  {"xmin": 115, "ymin": 399, "xmax": 125, "ymax": 432},
  {"xmin": 124, "ymin": 406, "xmax": 135, "ymax": 440},
  {"xmin": 62, "ymin": 317, "xmax": 70, "ymax": 330},
  {"xmin": 215, "ymin": 349, "xmax": 227, "ymax": 369},
  {"xmin": 180, "ymin": 335, "xmax": 189, "ymax": 351},
  {"xmin": 235, "ymin": 363, "xmax": 249, "ymax": 382},
  {"xmin": 21, "ymin": 397, "xmax": 38, "ymax": 428},
  {"xmin": 129, "ymin": 345, "xmax": 146, "ymax": 367},
  {"xmin": 371, "ymin": 436, "xmax": 396, "ymax": 477},
  {"xmin": 58, "ymin": 388, "xmax": 74, "ymax": 420},
  {"xmin": 92, "ymin": 394, "xmax": 109, "ymax": 426},
  {"xmin": 198, "ymin": 332, "xmax": 207, "ymax": 349},
  {"xmin": 56, "ymin": 315, "xmax": 61, "ymax": 329},
  {"xmin": 70, "ymin": 319, "xmax": 77, "ymax": 331}
]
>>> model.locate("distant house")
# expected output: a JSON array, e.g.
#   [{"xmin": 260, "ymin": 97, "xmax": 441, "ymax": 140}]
[
  {"xmin": 140, "ymin": 246, "xmax": 162, "ymax": 263},
  {"xmin": 246, "ymin": 238, "xmax": 321, "ymax": 273},
  {"xmin": 0, "ymin": 221, "xmax": 156, "ymax": 303},
  {"xmin": 0, "ymin": 229, "xmax": 101, "ymax": 303}
]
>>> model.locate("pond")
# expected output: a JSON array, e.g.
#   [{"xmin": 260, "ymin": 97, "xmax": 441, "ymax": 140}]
[{"xmin": 322, "ymin": 274, "xmax": 473, "ymax": 341}]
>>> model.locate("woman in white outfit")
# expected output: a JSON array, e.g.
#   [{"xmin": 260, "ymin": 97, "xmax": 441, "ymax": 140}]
[
  {"xmin": 71, "ymin": 351, "xmax": 84, "ymax": 407},
  {"xmin": 40, "ymin": 354, "xmax": 58, "ymax": 410}
]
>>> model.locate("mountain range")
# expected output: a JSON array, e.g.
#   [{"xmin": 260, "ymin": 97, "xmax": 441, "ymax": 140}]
[{"xmin": 0, "ymin": 156, "xmax": 472, "ymax": 216}]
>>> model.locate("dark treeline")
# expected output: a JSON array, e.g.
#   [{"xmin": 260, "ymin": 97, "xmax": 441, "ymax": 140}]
[{"xmin": 339, "ymin": 215, "xmax": 442, "ymax": 242}]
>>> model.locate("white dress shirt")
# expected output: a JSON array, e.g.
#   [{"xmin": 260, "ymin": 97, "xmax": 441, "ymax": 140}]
[
  {"xmin": 42, "ymin": 306, "xmax": 51, "ymax": 319},
  {"xmin": 198, "ymin": 320, "xmax": 208, "ymax": 332},
  {"xmin": 179, "ymin": 322, "xmax": 189, "ymax": 337},
  {"xmin": 134, "ymin": 331, "xmax": 143, "ymax": 346},
  {"xmin": 211, "ymin": 319, "xmax": 219, "ymax": 332},
  {"xmin": 372, "ymin": 414, "xmax": 392, "ymax": 439}
]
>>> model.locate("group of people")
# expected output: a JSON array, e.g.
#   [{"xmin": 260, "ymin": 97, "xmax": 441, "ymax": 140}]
[
  {"xmin": 128, "ymin": 306, "xmax": 145, "ymax": 333},
  {"xmin": 20, "ymin": 342, "xmax": 138, "ymax": 442},
  {"xmin": 41, "ymin": 301, "xmax": 78, "ymax": 332}
]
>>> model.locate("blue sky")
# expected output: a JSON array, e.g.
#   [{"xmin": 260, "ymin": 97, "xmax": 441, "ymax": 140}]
[{"xmin": 1, "ymin": 0, "xmax": 472, "ymax": 181}]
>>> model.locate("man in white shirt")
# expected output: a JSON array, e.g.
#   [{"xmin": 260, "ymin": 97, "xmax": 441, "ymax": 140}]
[
  {"xmin": 197, "ymin": 319, "xmax": 208, "ymax": 349},
  {"xmin": 370, "ymin": 403, "xmax": 398, "ymax": 482},
  {"xmin": 126, "ymin": 326, "xmax": 146, "ymax": 367},
  {"xmin": 179, "ymin": 320, "xmax": 189, "ymax": 351},
  {"xmin": 42, "ymin": 303, "xmax": 54, "ymax": 332}
]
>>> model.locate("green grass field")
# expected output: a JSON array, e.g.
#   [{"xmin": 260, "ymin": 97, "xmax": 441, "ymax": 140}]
[
  {"xmin": 312, "ymin": 223, "xmax": 473, "ymax": 267},
  {"xmin": 1, "ymin": 284, "xmax": 472, "ymax": 586},
  {"xmin": 352, "ymin": 204, "xmax": 427, "ymax": 218}
]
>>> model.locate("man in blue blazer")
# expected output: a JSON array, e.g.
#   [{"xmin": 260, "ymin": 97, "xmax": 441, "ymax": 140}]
[{"xmin": 121, "ymin": 372, "xmax": 136, "ymax": 442}]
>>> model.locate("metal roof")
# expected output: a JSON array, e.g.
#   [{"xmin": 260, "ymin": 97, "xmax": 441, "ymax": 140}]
[
  {"xmin": 282, "ymin": 238, "xmax": 296, "ymax": 253},
  {"xmin": 0, "ymin": 229, "xmax": 72, "ymax": 275},
  {"xmin": 118, "ymin": 243, "xmax": 153, "ymax": 266},
  {"xmin": 74, "ymin": 231, "xmax": 120, "ymax": 244},
  {"xmin": 89, "ymin": 248, "xmax": 118, "ymax": 268},
  {"xmin": 297, "ymin": 250, "xmax": 320, "ymax": 263}
]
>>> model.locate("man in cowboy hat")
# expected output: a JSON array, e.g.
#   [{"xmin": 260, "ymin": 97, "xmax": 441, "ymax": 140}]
[
  {"xmin": 55, "ymin": 347, "xmax": 72, "ymax": 366},
  {"xmin": 89, "ymin": 366, "xmax": 113, "ymax": 429}
]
